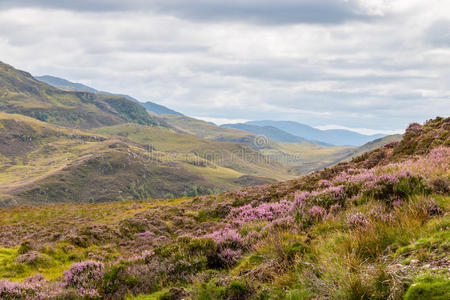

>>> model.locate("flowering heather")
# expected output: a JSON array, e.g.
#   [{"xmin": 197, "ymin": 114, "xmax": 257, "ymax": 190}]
[
  {"xmin": 62, "ymin": 260, "xmax": 105, "ymax": 297},
  {"xmin": 0, "ymin": 274, "xmax": 62, "ymax": 300},
  {"xmin": 346, "ymin": 212, "xmax": 370, "ymax": 228},
  {"xmin": 313, "ymin": 185, "xmax": 346, "ymax": 207},
  {"xmin": 0, "ymin": 279, "xmax": 29, "ymax": 299},
  {"xmin": 0, "ymin": 117, "xmax": 447, "ymax": 300},
  {"xmin": 217, "ymin": 248, "xmax": 243, "ymax": 267},
  {"xmin": 205, "ymin": 228, "xmax": 245, "ymax": 250},
  {"xmin": 230, "ymin": 200, "xmax": 291, "ymax": 224},
  {"xmin": 204, "ymin": 228, "xmax": 246, "ymax": 268},
  {"xmin": 381, "ymin": 146, "xmax": 450, "ymax": 181},
  {"xmin": 308, "ymin": 206, "xmax": 326, "ymax": 219},
  {"xmin": 317, "ymin": 179, "xmax": 332, "ymax": 188},
  {"xmin": 290, "ymin": 191, "xmax": 311, "ymax": 215}
]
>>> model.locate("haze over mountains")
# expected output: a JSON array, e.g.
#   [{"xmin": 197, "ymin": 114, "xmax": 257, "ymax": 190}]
[
  {"xmin": 245, "ymin": 120, "xmax": 387, "ymax": 146},
  {"xmin": 36, "ymin": 74, "xmax": 390, "ymax": 147}
]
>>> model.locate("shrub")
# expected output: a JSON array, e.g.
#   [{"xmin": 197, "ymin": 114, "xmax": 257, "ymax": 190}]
[
  {"xmin": 346, "ymin": 212, "xmax": 369, "ymax": 229},
  {"xmin": 17, "ymin": 241, "xmax": 32, "ymax": 255},
  {"xmin": 193, "ymin": 279, "xmax": 226, "ymax": 300},
  {"xmin": 227, "ymin": 280, "xmax": 250, "ymax": 300},
  {"xmin": 15, "ymin": 251, "xmax": 55, "ymax": 268},
  {"xmin": 63, "ymin": 260, "xmax": 105, "ymax": 298},
  {"xmin": 204, "ymin": 228, "xmax": 246, "ymax": 268}
]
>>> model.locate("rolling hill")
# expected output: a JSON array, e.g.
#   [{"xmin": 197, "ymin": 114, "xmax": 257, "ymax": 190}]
[
  {"xmin": 0, "ymin": 112, "xmax": 292, "ymax": 206},
  {"xmin": 35, "ymin": 75, "xmax": 183, "ymax": 116},
  {"xmin": 246, "ymin": 120, "xmax": 387, "ymax": 146},
  {"xmin": 160, "ymin": 114, "xmax": 402, "ymax": 174},
  {"xmin": 159, "ymin": 114, "xmax": 255, "ymax": 143}
]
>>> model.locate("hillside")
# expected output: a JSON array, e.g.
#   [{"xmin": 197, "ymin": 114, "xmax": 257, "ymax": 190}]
[
  {"xmin": 91, "ymin": 123, "xmax": 293, "ymax": 182},
  {"xmin": 221, "ymin": 123, "xmax": 307, "ymax": 143},
  {"xmin": 247, "ymin": 120, "xmax": 387, "ymax": 146},
  {"xmin": 0, "ymin": 117, "xmax": 447, "ymax": 299},
  {"xmin": 344, "ymin": 134, "xmax": 403, "ymax": 160},
  {"xmin": 160, "ymin": 114, "xmax": 255, "ymax": 143},
  {"xmin": 35, "ymin": 75, "xmax": 183, "ymax": 116},
  {"xmin": 0, "ymin": 113, "xmax": 292, "ymax": 206},
  {"xmin": 0, "ymin": 62, "xmax": 155, "ymax": 129},
  {"xmin": 160, "ymin": 115, "xmax": 403, "ymax": 175}
]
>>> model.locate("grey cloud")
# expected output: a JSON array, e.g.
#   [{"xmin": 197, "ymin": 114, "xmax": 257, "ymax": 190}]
[
  {"xmin": 0, "ymin": 0, "xmax": 378, "ymax": 25},
  {"xmin": 425, "ymin": 19, "xmax": 450, "ymax": 47}
]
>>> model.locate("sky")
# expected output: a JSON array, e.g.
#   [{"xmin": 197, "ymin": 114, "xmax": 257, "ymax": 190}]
[{"xmin": 0, "ymin": 0, "xmax": 449, "ymax": 134}]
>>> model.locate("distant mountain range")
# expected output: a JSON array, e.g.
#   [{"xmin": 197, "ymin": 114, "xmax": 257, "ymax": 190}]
[
  {"xmin": 245, "ymin": 120, "xmax": 387, "ymax": 146},
  {"xmin": 0, "ymin": 61, "xmax": 404, "ymax": 205},
  {"xmin": 35, "ymin": 75, "xmax": 183, "ymax": 116}
]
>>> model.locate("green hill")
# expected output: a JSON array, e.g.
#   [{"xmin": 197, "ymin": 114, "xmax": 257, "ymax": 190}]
[
  {"xmin": 159, "ymin": 114, "xmax": 254, "ymax": 143},
  {"xmin": 0, "ymin": 62, "xmax": 156, "ymax": 129},
  {"xmin": 0, "ymin": 113, "xmax": 289, "ymax": 206}
]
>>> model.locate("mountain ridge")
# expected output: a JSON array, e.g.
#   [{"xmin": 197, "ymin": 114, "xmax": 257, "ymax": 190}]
[
  {"xmin": 35, "ymin": 75, "xmax": 183, "ymax": 116},
  {"xmin": 246, "ymin": 120, "xmax": 387, "ymax": 146},
  {"xmin": 0, "ymin": 61, "xmax": 156, "ymax": 129}
]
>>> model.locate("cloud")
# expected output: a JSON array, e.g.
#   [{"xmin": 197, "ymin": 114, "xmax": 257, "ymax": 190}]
[
  {"xmin": 425, "ymin": 19, "xmax": 450, "ymax": 47},
  {"xmin": 0, "ymin": 0, "xmax": 382, "ymax": 25},
  {"xmin": 0, "ymin": 1, "xmax": 448, "ymax": 133}
]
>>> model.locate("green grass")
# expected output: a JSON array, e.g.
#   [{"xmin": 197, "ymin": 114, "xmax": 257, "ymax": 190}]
[{"xmin": 404, "ymin": 273, "xmax": 450, "ymax": 300}]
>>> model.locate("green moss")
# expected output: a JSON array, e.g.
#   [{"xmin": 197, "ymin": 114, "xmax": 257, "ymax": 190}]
[{"xmin": 404, "ymin": 274, "xmax": 450, "ymax": 300}]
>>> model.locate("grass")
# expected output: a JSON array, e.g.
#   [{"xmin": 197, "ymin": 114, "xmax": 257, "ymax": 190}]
[
  {"xmin": 404, "ymin": 273, "xmax": 450, "ymax": 300},
  {"xmin": 0, "ymin": 117, "xmax": 447, "ymax": 299}
]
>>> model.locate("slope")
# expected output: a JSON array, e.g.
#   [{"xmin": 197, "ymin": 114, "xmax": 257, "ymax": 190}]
[
  {"xmin": 0, "ymin": 117, "xmax": 447, "ymax": 300},
  {"xmin": 159, "ymin": 114, "xmax": 255, "ymax": 143},
  {"xmin": 0, "ymin": 113, "xmax": 284, "ymax": 206},
  {"xmin": 91, "ymin": 123, "xmax": 293, "ymax": 181},
  {"xmin": 0, "ymin": 62, "xmax": 155, "ymax": 129},
  {"xmin": 221, "ymin": 123, "xmax": 306, "ymax": 143},
  {"xmin": 161, "ymin": 114, "xmax": 360, "ymax": 174}
]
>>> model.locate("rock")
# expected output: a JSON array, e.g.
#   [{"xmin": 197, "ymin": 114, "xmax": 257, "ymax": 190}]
[
  {"xmin": 388, "ymin": 264, "xmax": 404, "ymax": 272},
  {"xmin": 410, "ymin": 259, "xmax": 419, "ymax": 266},
  {"xmin": 423, "ymin": 264, "xmax": 431, "ymax": 269}
]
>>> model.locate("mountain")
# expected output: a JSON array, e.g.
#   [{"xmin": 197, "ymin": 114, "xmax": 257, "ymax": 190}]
[
  {"xmin": 246, "ymin": 120, "xmax": 387, "ymax": 146},
  {"xmin": 159, "ymin": 114, "xmax": 255, "ymax": 143},
  {"xmin": 221, "ymin": 123, "xmax": 332, "ymax": 145},
  {"xmin": 221, "ymin": 123, "xmax": 306, "ymax": 143},
  {"xmin": 0, "ymin": 62, "xmax": 155, "ymax": 129},
  {"xmin": 140, "ymin": 101, "xmax": 183, "ymax": 115},
  {"xmin": 35, "ymin": 75, "xmax": 183, "ymax": 116},
  {"xmin": 0, "ymin": 117, "xmax": 447, "ymax": 299}
]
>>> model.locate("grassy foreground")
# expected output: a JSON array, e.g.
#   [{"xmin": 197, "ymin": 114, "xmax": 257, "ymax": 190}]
[{"xmin": 0, "ymin": 117, "xmax": 448, "ymax": 299}]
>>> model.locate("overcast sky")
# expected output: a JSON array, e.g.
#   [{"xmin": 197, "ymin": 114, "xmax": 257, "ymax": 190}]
[{"xmin": 1, "ymin": 0, "xmax": 449, "ymax": 134}]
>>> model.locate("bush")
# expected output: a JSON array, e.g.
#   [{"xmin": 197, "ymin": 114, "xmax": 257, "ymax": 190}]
[
  {"xmin": 227, "ymin": 280, "xmax": 250, "ymax": 300},
  {"xmin": 193, "ymin": 279, "xmax": 226, "ymax": 300},
  {"xmin": 63, "ymin": 260, "xmax": 105, "ymax": 298},
  {"xmin": 204, "ymin": 228, "xmax": 246, "ymax": 269}
]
